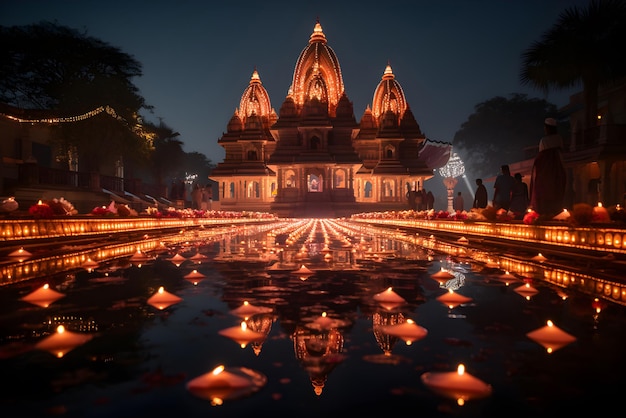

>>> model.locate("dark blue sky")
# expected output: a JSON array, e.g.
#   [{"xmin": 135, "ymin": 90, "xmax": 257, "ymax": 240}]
[{"xmin": 1, "ymin": 0, "xmax": 587, "ymax": 165}]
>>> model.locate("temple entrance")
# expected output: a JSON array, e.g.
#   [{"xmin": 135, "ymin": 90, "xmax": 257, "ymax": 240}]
[{"xmin": 307, "ymin": 173, "xmax": 322, "ymax": 192}]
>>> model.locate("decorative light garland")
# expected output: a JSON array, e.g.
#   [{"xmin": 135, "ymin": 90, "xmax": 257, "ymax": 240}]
[
  {"xmin": 1, "ymin": 105, "xmax": 155, "ymax": 143},
  {"xmin": 1, "ymin": 105, "xmax": 123, "ymax": 124}
]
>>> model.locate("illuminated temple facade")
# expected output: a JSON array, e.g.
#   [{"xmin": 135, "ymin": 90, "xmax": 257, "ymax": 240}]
[{"xmin": 209, "ymin": 21, "xmax": 451, "ymax": 218}]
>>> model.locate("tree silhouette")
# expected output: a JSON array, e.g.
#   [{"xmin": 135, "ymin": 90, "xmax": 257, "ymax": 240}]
[
  {"xmin": 453, "ymin": 94, "xmax": 557, "ymax": 180},
  {"xmin": 520, "ymin": 0, "xmax": 626, "ymax": 129}
]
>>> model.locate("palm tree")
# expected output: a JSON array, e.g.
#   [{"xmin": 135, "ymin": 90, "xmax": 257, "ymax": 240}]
[{"xmin": 520, "ymin": 0, "xmax": 626, "ymax": 129}]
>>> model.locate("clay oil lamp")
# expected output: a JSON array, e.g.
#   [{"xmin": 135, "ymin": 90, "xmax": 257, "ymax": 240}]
[
  {"xmin": 186, "ymin": 364, "xmax": 267, "ymax": 406},
  {"xmin": 292, "ymin": 264, "xmax": 315, "ymax": 280},
  {"xmin": 431, "ymin": 268, "xmax": 455, "ymax": 286},
  {"xmin": 514, "ymin": 283, "xmax": 539, "ymax": 300},
  {"xmin": 526, "ymin": 320, "xmax": 577, "ymax": 353},
  {"xmin": 436, "ymin": 289, "xmax": 472, "ymax": 309},
  {"xmin": 183, "ymin": 269, "xmax": 207, "ymax": 285},
  {"xmin": 147, "ymin": 286, "xmax": 183, "ymax": 310},
  {"xmin": 373, "ymin": 287, "xmax": 406, "ymax": 310},
  {"xmin": 167, "ymin": 253, "xmax": 187, "ymax": 267},
  {"xmin": 20, "ymin": 283, "xmax": 65, "ymax": 308},
  {"xmin": 230, "ymin": 301, "xmax": 273, "ymax": 320},
  {"xmin": 380, "ymin": 318, "xmax": 428, "ymax": 345},
  {"xmin": 81, "ymin": 258, "xmax": 99, "ymax": 272},
  {"xmin": 8, "ymin": 247, "xmax": 32, "ymax": 262},
  {"xmin": 421, "ymin": 363, "xmax": 492, "ymax": 406},
  {"xmin": 218, "ymin": 321, "xmax": 266, "ymax": 348},
  {"xmin": 35, "ymin": 325, "xmax": 94, "ymax": 358}
]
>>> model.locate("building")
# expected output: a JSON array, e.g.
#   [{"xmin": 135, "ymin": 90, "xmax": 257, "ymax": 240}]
[
  {"xmin": 209, "ymin": 21, "xmax": 452, "ymax": 218},
  {"xmin": 507, "ymin": 76, "xmax": 626, "ymax": 209}
]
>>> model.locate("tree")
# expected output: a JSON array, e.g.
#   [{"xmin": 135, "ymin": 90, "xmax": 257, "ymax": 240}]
[
  {"xmin": 520, "ymin": 0, "xmax": 626, "ymax": 129},
  {"xmin": 452, "ymin": 94, "xmax": 557, "ymax": 180},
  {"xmin": 0, "ymin": 21, "xmax": 152, "ymax": 172},
  {"xmin": 143, "ymin": 120, "xmax": 186, "ymax": 185},
  {"xmin": 182, "ymin": 151, "xmax": 214, "ymax": 186}
]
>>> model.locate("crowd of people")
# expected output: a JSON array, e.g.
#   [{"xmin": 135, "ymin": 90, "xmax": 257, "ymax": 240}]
[{"xmin": 467, "ymin": 117, "xmax": 566, "ymax": 220}]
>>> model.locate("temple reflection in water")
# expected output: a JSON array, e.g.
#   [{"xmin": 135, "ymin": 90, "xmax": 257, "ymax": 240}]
[{"xmin": 0, "ymin": 218, "xmax": 624, "ymax": 417}]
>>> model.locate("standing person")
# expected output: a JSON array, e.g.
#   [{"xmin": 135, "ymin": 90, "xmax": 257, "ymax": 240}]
[
  {"xmin": 529, "ymin": 118, "xmax": 567, "ymax": 218},
  {"xmin": 473, "ymin": 178, "xmax": 488, "ymax": 208},
  {"xmin": 454, "ymin": 191, "xmax": 464, "ymax": 212},
  {"xmin": 426, "ymin": 190, "xmax": 435, "ymax": 210},
  {"xmin": 191, "ymin": 183, "xmax": 202, "ymax": 209},
  {"xmin": 493, "ymin": 164, "xmax": 515, "ymax": 211},
  {"xmin": 510, "ymin": 173, "xmax": 529, "ymax": 218}
]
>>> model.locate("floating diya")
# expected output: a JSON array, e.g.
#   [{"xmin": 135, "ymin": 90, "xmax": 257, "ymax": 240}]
[
  {"xmin": 436, "ymin": 289, "xmax": 473, "ymax": 309},
  {"xmin": 514, "ymin": 283, "xmax": 539, "ymax": 299},
  {"xmin": 8, "ymin": 247, "xmax": 32, "ymax": 262},
  {"xmin": 167, "ymin": 253, "xmax": 187, "ymax": 267},
  {"xmin": 129, "ymin": 249, "xmax": 152, "ymax": 266},
  {"xmin": 189, "ymin": 251, "xmax": 209, "ymax": 263},
  {"xmin": 147, "ymin": 286, "xmax": 183, "ymax": 310},
  {"xmin": 307, "ymin": 311, "xmax": 340, "ymax": 331},
  {"xmin": 495, "ymin": 271, "xmax": 519, "ymax": 286},
  {"xmin": 431, "ymin": 268, "xmax": 455, "ymax": 285},
  {"xmin": 526, "ymin": 320, "xmax": 577, "ymax": 353},
  {"xmin": 292, "ymin": 264, "xmax": 314, "ymax": 275},
  {"xmin": 81, "ymin": 258, "xmax": 99, "ymax": 272},
  {"xmin": 20, "ymin": 283, "xmax": 65, "ymax": 308},
  {"xmin": 457, "ymin": 236, "xmax": 469, "ymax": 245},
  {"xmin": 218, "ymin": 321, "xmax": 266, "ymax": 348},
  {"xmin": 186, "ymin": 365, "xmax": 267, "ymax": 406},
  {"xmin": 421, "ymin": 363, "xmax": 493, "ymax": 406},
  {"xmin": 35, "ymin": 325, "xmax": 94, "ymax": 358},
  {"xmin": 229, "ymin": 301, "xmax": 273, "ymax": 320},
  {"xmin": 183, "ymin": 269, "xmax": 207, "ymax": 285},
  {"xmin": 380, "ymin": 318, "xmax": 428, "ymax": 345},
  {"xmin": 531, "ymin": 253, "xmax": 547, "ymax": 262}
]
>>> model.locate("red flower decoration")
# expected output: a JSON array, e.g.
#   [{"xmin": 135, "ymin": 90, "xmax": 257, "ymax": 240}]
[
  {"xmin": 523, "ymin": 210, "xmax": 539, "ymax": 225},
  {"xmin": 28, "ymin": 201, "xmax": 54, "ymax": 218}
]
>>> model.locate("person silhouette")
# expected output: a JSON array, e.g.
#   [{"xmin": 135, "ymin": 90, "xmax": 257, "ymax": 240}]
[
  {"xmin": 529, "ymin": 117, "xmax": 567, "ymax": 218},
  {"xmin": 473, "ymin": 178, "xmax": 488, "ymax": 208},
  {"xmin": 493, "ymin": 165, "xmax": 515, "ymax": 211}
]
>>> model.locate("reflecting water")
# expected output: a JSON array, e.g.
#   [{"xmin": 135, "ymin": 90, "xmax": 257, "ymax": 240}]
[{"xmin": 0, "ymin": 219, "xmax": 624, "ymax": 418}]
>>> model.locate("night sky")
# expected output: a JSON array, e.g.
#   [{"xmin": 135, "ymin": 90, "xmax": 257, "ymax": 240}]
[{"xmin": 1, "ymin": 0, "xmax": 587, "ymax": 169}]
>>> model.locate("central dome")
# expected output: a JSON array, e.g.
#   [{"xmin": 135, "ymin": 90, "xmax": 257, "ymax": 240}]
[{"xmin": 289, "ymin": 20, "xmax": 345, "ymax": 117}]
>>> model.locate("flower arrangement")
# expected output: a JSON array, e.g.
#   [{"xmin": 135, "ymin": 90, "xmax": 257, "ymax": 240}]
[
  {"xmin": 47, "ymin": 198, "xmax": 78, "ymax": 215},
  {"xmin": 28, "ymin": 198, "xmax": 76, "ymax": 218},
  {"xmin": 90, "ymin": 201, "xmax": 138, "ymax": 217},
  {"xmin": 0, "ymin": 197, "xmax": 19, "ymax": 213},
  {"xmin": 570, "ymin": 203, "xmax": 594, "ymax": 226},
  {"xmin": 28, "ymin": 200, "xmax": 55, "ymax": 218},
  {"xmin": 523, "ymin": 210, "xmax": 540, "ymax": 225}
]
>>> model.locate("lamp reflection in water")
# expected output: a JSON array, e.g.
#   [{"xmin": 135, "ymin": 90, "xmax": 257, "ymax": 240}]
[
  {"xmin": 367, "ymin": 310, "xmax": 405, "ymax": 364},
  {"xmin": 292, "ymin": 324, "xmax": 345, "ymax": 396},
  {"xmin": 186, "ymin": 364, "xmax": 267, "ymax": 406}
]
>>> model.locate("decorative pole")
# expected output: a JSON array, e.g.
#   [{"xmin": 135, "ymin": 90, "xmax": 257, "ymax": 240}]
[{"xmin": 438, "ymin": 152, "xmax": 465, "ymax": 213}]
